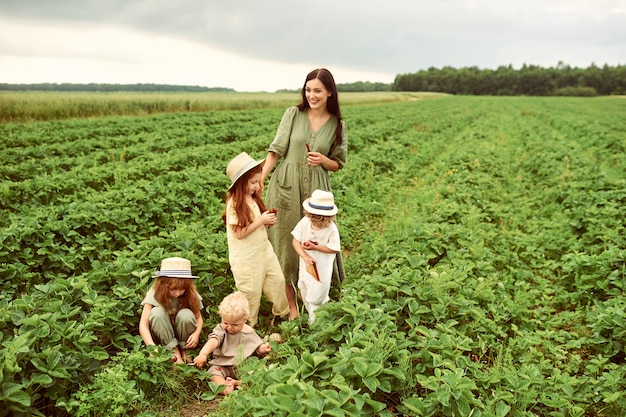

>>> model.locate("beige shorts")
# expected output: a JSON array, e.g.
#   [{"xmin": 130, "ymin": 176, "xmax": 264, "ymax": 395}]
[{"xmin": 208, "ymin": 365, "xmax": 237, "ymax": 379}]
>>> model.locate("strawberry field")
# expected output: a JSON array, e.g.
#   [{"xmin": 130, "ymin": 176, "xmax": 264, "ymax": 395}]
[{"xmin": 1, "ymin": 95, "xmax": 625, "ymax": 416}]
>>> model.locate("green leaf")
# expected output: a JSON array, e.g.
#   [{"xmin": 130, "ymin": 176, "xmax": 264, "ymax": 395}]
[
  {"xmin": 495, "ymin": 401, "xmax": 511, "ymax": 417},
  {"xmin": 47, "ymin": 350, "xmax": 62, "ymax": 369},
  {"xmin": 603, "ymin": 391, "xmax": 621, "ymax": 403},
  {"xmin": 362, "ymin": 376, "xmax": 380, "ymax": 392},
  {"xmin": 382, "ymin": 367, "xmax": 405, "ymax": 381},
  {"xmin": 456, "ymin": 399, "xmax": 470, "ymax": 416},
  {"xmin": 29, "ymin": 373, "xmax": 54, "ymax": 387},
  {"xmin": 1, "ymin": 383, "xmax": 31, "ymax": 407},
  {"xmin": 401, "ymin": 397, "xmax": 425, "ymax": 413}
]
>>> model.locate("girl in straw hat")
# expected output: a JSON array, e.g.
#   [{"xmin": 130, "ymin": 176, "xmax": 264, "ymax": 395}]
[
  {"xmin": 139, "ymin": 257, "xmax": 204, "ymax": 364},
  {"xmin": 291, "ymin": 189, "xmax": 340, "ymax": 323},
  {"xmin": 262, "ymin": 68, "xmax": 347, "ymax": 320},
  {"xmin": 222, "ymin": 152, "xmax": 290, "ymax": 327}
]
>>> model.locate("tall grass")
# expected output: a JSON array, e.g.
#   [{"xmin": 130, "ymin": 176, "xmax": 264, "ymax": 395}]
[{"xmin": 0, "ymin": 91, "xmax": 442, "ymax": 122}]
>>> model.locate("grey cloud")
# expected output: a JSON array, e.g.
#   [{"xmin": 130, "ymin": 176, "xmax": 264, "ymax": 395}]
[{"xmin": 1, "ymin": 0, "xmax": 624, "ymax": 74}]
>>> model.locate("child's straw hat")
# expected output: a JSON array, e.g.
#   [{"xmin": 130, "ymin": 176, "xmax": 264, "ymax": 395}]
[
  {"xmin": 302, "ymin": 189, "xmax": 338, "ymax": 216},
  {"xmin": 226, "ymin": 152, "xmax": 265, "ymax": 190},
  {"xmin": 154, "ymin": 257, "xmax": 198, "ymax": 279}
]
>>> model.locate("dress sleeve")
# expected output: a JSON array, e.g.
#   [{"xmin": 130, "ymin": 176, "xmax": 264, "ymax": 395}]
[
  {"xmin": 268, "ymin": 107, "xmax": 298, "ymax": 156},
  {"xmin": 226, "ymin": 199, "xmax": 239, "ymax": 227},
  {"xmin": 326, "ymin": 223, "xmax": 341, "ymax": 252},
  {"xmin": 290, "ymin": 217, "xmax": 306, "ymax": 242},
  {"xmin": 209, "ymin": 325, "xmax": 226, "ymax": 345},
  {"xmin": 328, "ymin": 120, "xmax": 348, "ymax": 169},
  {"xmin": 141, "ymin": 287, "xmax": 159, "ymax": 307}
]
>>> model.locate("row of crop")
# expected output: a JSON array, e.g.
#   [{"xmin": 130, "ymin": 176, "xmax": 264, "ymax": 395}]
[
  {"xmin": 231, "ymin": 265, "xmax": 624, "ymax": 416},
  {"xmin": 226, "ymin": 97, "xmax": 626, "ymax": 416},
  {"xmin": 1, "ymin": 168, "xmax": 231, "ymax": 296},
  {"xmin": 0, "ymin": 109, "xmax": 280, "ymax": 184},
  {"xmin": 0, "ymin": 97, "xmax": 476, "ymax": 416},
  {"xmin": 0, "ymin": 144, "xmax": 243, "ymax": 211},
  {"xmin": 2, "ymin": 97, "xmax": 625, "ymax": 416}
]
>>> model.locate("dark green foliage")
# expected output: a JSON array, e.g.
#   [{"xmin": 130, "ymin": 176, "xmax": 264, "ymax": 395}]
[
  {"xmin": 1, "ymin": 96, "xmax": 625, "ymax": 416},
  {"xmin": 393, "ymin": 63, "xmax": 626, "ymax": 96}
]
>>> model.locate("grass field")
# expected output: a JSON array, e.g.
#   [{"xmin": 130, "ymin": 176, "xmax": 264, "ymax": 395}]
[
  {"xmin": 1, "ymin": 93, "xmax": 625, "ymax": 417},
  {"xmin": 0, "ymin": 90, "xmax": 444, "ymax": 122}
]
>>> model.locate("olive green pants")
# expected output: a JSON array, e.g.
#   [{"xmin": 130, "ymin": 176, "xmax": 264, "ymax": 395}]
[{"xmin": 149, "ymin": 306, "xmax": 197, "ymax": 350}]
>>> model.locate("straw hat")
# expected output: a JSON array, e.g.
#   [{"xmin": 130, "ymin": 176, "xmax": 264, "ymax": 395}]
[
  {"xmin": 154, "ymin": 257, "xmax": 198, "ymax": 279},
  {"xmin": 302, "ymin": 189, "xmax": 338, "ymax": 216},
  {"xmin": 226, "ymin": 152, "xmax": 265, "ymax": 190}
]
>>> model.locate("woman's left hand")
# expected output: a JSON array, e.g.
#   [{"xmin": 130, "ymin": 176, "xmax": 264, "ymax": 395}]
[{"xmin": 307, "ymin": 152, "xmax": 324, "ymax": 167}]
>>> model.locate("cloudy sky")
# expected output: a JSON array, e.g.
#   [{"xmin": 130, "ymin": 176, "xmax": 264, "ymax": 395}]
[{"xmin": 0, "ymin": 0, "xmax": 624, "ymax": 92}]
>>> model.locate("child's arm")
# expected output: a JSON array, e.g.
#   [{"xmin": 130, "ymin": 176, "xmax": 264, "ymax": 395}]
[
  {"xmin": 193, "ymin": 337, "xmax": 219, "ymax": 368},
  {"xmin": 302, "ymin": 240, "xmax": 338, "ymax": 254},
  {"xmin": 232, "ymin": 210, "xmax": 276, "ymax": 239},
  {"xmin": 139, "ymin": 304, "xmax": 157, "ymax": 348},
  {"xmin": 185, "ymin": 312, "xmax": 203, "ymax": 349},
  {"xmin": 293, "ymin": 237, "xmax": 315, "ymax": 265}
]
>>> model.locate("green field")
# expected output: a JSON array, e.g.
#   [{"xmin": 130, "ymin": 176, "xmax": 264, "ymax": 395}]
[
  {"xmin": 0, "ymin": 91, "xmax": 443, "ymax": 122},
  {"xmin": 1, "ymin": 94, "xmax": 625, "ymax": 417}
]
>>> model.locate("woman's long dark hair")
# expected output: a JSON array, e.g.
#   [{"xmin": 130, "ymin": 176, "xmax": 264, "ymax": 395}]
[{"xmin": 297, "ymin": 68, "xmax": 343, "ymax": 147}]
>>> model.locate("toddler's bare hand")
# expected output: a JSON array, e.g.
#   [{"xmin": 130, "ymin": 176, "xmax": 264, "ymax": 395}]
[
  {"xmin": 258, "ymin": 343, "xmax": 271, "ymax": 355},
  {"xmin": 303, "ymin": 240, "xmax": 318, "ymax": 250},
  {"xmin": 193, "ymin": 355, "xmax": 207, "ymax": 368}
]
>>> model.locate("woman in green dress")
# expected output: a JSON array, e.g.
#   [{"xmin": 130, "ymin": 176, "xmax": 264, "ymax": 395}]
[{"xmin": 262, "ymin": 68, "xmax": 348, "ymax": 320}]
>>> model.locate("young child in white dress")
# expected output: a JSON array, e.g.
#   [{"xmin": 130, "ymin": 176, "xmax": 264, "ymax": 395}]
[{"xmin": 291, "ymin": 189, "xmax": 340, "ymax": 323}]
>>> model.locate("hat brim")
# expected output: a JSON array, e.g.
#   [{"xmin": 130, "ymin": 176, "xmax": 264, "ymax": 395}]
[
  {"xmin": 302, "ymin": 199, "xmax": 338, "ymax": 216},
  {"xmin": 154, "ymin": 271, "xmax": 198, "ymax": 279},
  {"xmin": 228, "ymin": 159, "xmax": 265, "ymax": 190}
]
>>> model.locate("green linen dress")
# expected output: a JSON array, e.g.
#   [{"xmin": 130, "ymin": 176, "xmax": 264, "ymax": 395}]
[{"xmin": 265, "ymin": 106, "xmax": 348, "ymax": 285}]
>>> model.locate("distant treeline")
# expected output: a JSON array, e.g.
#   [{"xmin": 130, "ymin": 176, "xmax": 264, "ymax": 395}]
[
  {"xmin": 0, "ymin": 82, "xmax": 390, "ymax": 94},
  {"xmin": 3, "ymin": 63, "xmax": 625, "ymax": 96},
  {"xmin": 0, "ymin": 83, "xmax": 235, "ymax": 93},
  {"xmin": 392, "ymin": 63, "xmax": 626, "ymax": 96}
]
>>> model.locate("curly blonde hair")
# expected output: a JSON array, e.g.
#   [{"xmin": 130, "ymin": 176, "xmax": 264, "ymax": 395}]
[
  {"xmin": 304, "ymin": 210, "xmax": 335, "ymax": 229},
  {"xmin": 218, "ymin": 291, "xmax": 250, "ymax": 320}
]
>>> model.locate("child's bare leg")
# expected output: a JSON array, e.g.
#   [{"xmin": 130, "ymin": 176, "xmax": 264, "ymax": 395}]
[
  {"xmin": 180, "ymin": 348, "xmax": 192, "ymax": 364},
  {"xmin": 286, "ymin": 284, "xmax": 299, "ymax": 320},
  {"xmin": 226, "ymin": 377, "xmax": 241, "ymax": 391},
  {"xmin": 172, "ymin": 346, "xmax": 184, "ymax": 364}
]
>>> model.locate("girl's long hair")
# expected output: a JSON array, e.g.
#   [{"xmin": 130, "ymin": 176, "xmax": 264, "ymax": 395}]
[
  {"xmin": 297, "ymin": 68, "xmax": 343, "ymax": 147},
  {"xmin": 153, "ymin": 277, "xmax": 201, "ymax": 315},
  {"xmin": 222, "ymin": 165, "xmax": 267, "ymax": 227}
]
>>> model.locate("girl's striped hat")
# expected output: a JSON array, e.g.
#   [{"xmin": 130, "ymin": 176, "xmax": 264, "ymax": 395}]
[{"xmin": 154, "ymin": 257, "xmax": 198, "ymax": 279}]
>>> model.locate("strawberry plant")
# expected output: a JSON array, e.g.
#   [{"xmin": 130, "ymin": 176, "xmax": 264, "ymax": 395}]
[{"xmin": 1, "ymin": 95, "xmax": 625, "ymax": 416}]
